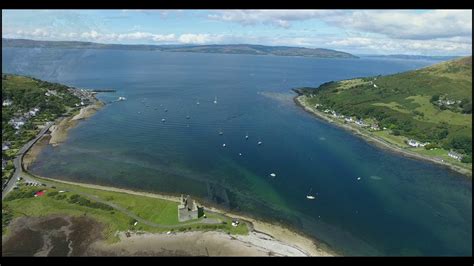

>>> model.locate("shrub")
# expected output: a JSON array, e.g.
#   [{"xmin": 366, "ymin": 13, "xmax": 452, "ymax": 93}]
[{"xmin": 461, "ymin": 155, "xmax": 472, "ymax": 164}]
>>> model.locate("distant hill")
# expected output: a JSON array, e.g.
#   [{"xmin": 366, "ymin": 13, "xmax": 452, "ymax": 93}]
[
  {"xmin": 361, "ymin": 54, "xmax": 461, "ymax": 61},
  {"xmin": 2, "ymin": 38, "xmax": 357, "ymax": 59},
  {"xmin": 296, "ymin": 56, "xmax": 472, "ymax": 162}
]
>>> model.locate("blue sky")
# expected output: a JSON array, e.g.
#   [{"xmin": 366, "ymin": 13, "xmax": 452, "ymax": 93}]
[{"xmin": 2, "ymin": 9, "xmax": 472, "ymax": 55}]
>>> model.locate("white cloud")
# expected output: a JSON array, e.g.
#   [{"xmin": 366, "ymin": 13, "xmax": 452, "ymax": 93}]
[
  {"xmin": 3, "ymin": 18, "xmax": 472, "ymax": 56},
  {"xmin": 208, "ymin": 10, "xmax": 341, "ymax": 28},
  {"xmin": 327, "ymin": 10, "xmax": 472, "ymax": 40},
  {"xmin": 326, "ymin": 36, "xmax": 472, "ymax": 55},
  {"xmin": 178, "ymin": 33, "xmax": 224, "ymax": 44},
  {"xmin": 208, "ymin": 9, "xmax": 472, "ymax": 41}
]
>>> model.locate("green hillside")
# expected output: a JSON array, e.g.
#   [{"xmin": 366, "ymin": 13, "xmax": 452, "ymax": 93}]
[
  {"xmin": 3, "ymin": 38, "xmax": 357, "ymax": 58},
  {"xmin": 297, "ymin": 56, "xmax": 472, "ymax": 163}
]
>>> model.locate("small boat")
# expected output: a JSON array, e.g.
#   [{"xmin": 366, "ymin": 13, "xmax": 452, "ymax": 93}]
[
  {"xmin": 219, "ymin": 130, "xmax": 223, "ymax": 135},
  {"xmin": 214, "ymin": 96, "xmax": 217, "ymax": 104},
  {"xmin": 196, "ymin": 99, "xmax": 200, "ymax": 105},
  {"xmin": 257, "ymin": 141, "xmax": 262, "ymax": 145},
  {"xmin": 357, "ymin": 177, "xmax": 361, "ymax": 181},
  {"xmin": 245, "ymin": 132, "xmax": 249, "ymax": 140},
  {"xmin": 161, "ymin": 118, "xmax": 166, "ymax": 122},
  {"xmin": 222, "ymin": 143, "xmax": 226, "ymax": 147},
  {"xmin": 306, "ymin": 188, "xmax": 316, "ymax": 200},
  {"xmin": 186, "ymin": 115, "xmax": 190, "ymax": 119},
  {"xmin": 270, "ymin": 173, "xmax": 276, "ymax": 177},
  {"xmin": 238, "ymin": 153, "xmax": 242, "ymax": 156},
  {"xmin": 117, "ymin": 96, "xmax": 126, "ymax": 101}
]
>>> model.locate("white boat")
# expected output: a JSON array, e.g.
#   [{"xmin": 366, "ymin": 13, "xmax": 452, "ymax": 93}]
[
  {"xmin": 117, "ymin": 96, "xmax": 126, "ymax": 101},
  {"xmin": 214, "ymin": 96, "xmax": 217, "ymax": 104},
  {"xmin": 306, "ymin": 188, "xmax": 316, "ymax": 200},
  {"xmin": 238, "ymin": 153, "xmax": 242, "ymax": 156},
  {"xmin": 245, "ymin": 132, "xmax": 249, "ymax": 139},
  {"xmin": 357, "ymin": 177, "xmax": 361, "ymax": 181},
  {"xmin": 161, "ymin": 118, "xmax": 166, "ymax": 122},
  {"xmin": 257, "ymin": 141, "xmax": 262, "ymax": 145},
  {"xmin": 270, "ymin": 173, "xmax": 276, "ymax": 177},
  {"xmin": 222, "ymin": 143, "xmax": 226, "ymax": 147},
  {"xmin": 219, "ymin": 130, "xmax": 223, "ymax": 135}
]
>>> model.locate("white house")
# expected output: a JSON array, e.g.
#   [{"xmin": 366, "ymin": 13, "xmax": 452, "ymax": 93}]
[
  {"xmin": 2, "ymin": 99, "xmax": 13, "ymax": 106},
  {"xmin": 2, "ymin": 143, "xmax": 10, "ymax": 151},
  {"xmin": 371, "ymin": 124, "xmax": 380, "ymax": 131},
  {"xmin": 448, "ymin": 151, "xmax": 463, "ymax": 161},
  {"xmin": 373, "ymin": 84, "xmax": 378, "ymax": 88},
  {"xmin": 419, "ymin": 142, "xmax": 429, "ymax": 147},
  {"xmin": 29, "ymin": 109, "xmax": 38, "ymax": 116},
  {"xmin": 355, "ymin": 120, "xmax": 367, "ymax": 127},
  {"xmin": 407, "ymin": 139, "xmax": 421, "ymax": 147},
  {"xmin": 345, "ymin": 117, "xmax": 354, "ymax": 123},
  {"xmin": 9, "ymin": 118, "xmax": 26, "ymax": 130}
]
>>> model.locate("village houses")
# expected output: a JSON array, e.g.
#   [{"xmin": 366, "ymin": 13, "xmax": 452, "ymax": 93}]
[{"xmin": 448, "ymin": 151, "xmax": 463, "ymax": 161}]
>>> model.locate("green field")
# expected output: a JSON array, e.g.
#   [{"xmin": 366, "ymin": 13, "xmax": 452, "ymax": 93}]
[{"xmin": 3, "ymin": 176, "xmax": 248, "ymax": 243}]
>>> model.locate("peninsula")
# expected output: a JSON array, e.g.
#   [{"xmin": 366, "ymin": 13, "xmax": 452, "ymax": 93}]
[
  {"xmin": 294, "ymin": 56, "xmax": 472, "ymax": 177},
  {"xmin": 2, "ymin": 38, "xmax": 357, "ymax": 59}
]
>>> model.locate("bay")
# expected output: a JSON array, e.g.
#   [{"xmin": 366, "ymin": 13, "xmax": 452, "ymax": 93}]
[{"xmin": 3, "ymin": 47, "xmax": 471, "ymax": 256}]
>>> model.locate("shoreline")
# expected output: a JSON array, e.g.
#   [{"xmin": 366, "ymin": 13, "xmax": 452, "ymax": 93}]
[
  {"xmin": 49, "ymin": 100, "xmax": 104, "ymax": 147},
  {"xmin": 20, "ymin": 95, "xmax": 338, "ymax": 256},
  {"xmin": 28, "ymin": 173, "xmax": 337, "ymax": 256},
  {"xmin": 293, "ymin": 95, "xmax": 472, "ymax": 178}
]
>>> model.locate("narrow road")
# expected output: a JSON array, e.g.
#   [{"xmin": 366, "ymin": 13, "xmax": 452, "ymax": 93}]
[{"xmin": 2, "ymin": 122, "xmax": 53, "ymax": 200}]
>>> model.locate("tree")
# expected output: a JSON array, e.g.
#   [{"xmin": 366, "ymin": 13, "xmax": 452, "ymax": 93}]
[
  {"xmin": 461, "ymin": 155, "xmax": 472, "ymax": 163},
  {"xmin": 430, "ymin": 94, "xmax": 440, "ymax": 103},
  {"xmin": 462, "ymin": 102, "xmax": 472, "ymax": 114}
]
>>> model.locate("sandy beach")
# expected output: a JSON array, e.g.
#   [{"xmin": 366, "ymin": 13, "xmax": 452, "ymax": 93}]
[
  {"xmin": 29, "ymin": 174, "xmax": 336, "ymax": 256},
  {"xmin": 294, "ymin": 95, "xmax": 472, "ymax": 178},
  {"xmin": 88, "ymin": 230, "xmax": 319, "ymax": 256},
  {"xmin": 49, "ymin": 100, "xmax": 104, "ymax": 146}
]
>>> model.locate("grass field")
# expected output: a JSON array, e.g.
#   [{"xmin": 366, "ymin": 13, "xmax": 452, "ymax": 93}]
[
  {"xmin": 406, "ymin": 95, "xmax": 472, "ymax": 126},
  {"xmin": 3, "ymin": 177, "xmax": 248, "ymax": 243},
  {"xmin": 372, "ymin": 102, "xmax": 411, "ymax": 114}
]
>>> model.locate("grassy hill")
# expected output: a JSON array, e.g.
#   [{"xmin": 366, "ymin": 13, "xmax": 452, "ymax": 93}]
[
  {"xmin": 2, "ymin": 74, "xmax": 84, "ymax": 185},
  {"xmin": 2, "ymin": 38, "xmax": 357, "ymax": 58},
  {"xmin": 296, "ymin": 56, "xmax": 472, "ymax": 164}
]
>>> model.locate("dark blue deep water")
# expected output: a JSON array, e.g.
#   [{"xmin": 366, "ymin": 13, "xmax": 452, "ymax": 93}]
[{"xmin": 3, "ymin": 47, "xmax": 471, "ymax": 256}]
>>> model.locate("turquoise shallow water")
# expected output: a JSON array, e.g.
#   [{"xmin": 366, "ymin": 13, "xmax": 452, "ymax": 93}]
[{"xmin": 3, "ymin": 47, "xmax": 471, "ymax": 256}]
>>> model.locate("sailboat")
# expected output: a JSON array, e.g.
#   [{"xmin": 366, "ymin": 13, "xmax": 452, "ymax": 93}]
[
  {"xmin": 214, "ymin": 96, "xmax": 218, "ymax": 104},
  {"xmin": 306, "ymin": 188, "xmax": 316, "ymax": 200}
]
